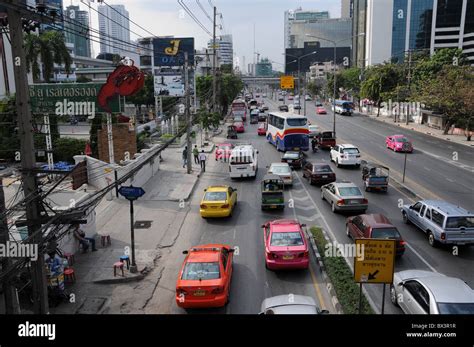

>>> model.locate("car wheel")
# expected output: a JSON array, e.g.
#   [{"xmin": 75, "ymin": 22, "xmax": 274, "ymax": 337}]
[
  {"xmin": 346, "ymin": 226, "xmax": 351, "ymax": 238},
  {"xmin": 428, "ymin": 232, "xmax": 438, "ymax": 247},
  {"xmin": 336, "ymin": 159, "xmax": 340, "ymax": 168},
  {"xmin": 320, "ymin": 190, "xmax": 325, "ymax": 200},
  {"xmin": 331, "ymin": 202, "xmax": 337, "ymax": 213},
  {"xmin": 402, "ymin": 211, "xmax": 410, "ymax": 224},
  {"xmin": 390, "ymin": 285, "xmax": 399, "ymax": 307}
]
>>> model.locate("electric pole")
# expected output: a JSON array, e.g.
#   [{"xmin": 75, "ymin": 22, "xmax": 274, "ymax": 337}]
[
  {"xmin": 212, "ymin": 6, "xmax": 217, "ymax": 113},
  {"xmin": 406, "ymin": 50, "xmax": 412, "ymax": 125},
  {"xmin": 185, "ymin": 51, "xmax": 192, "ymax": 174},
  {"xmin": 6, "ymin": 0, "xmax": 49, "ymax": 314}
]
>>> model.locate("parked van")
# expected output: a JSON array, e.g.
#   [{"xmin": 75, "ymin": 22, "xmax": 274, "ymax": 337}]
[
  {"xmin": 229, "ymin": 145, "xmax": 258, "ymax": 179},
  {"xmin": 401, "ymin": 200, "xmax": 474, "ymax": 247}
]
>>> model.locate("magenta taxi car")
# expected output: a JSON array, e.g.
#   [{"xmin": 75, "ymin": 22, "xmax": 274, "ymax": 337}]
[
  {"xmin": 262, "ymin": 219, "xmax": 309, "ymax": 270},
  {"xmin": 385, "ymin": 135, "xmax": 413, "ymax": 152}
]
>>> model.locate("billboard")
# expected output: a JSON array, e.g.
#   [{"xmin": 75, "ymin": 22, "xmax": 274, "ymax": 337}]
[
  {"xmin": 153, "ymin": 67, "xmax": 194, "ymax": 97},
  {"xmin": 153, "ymin": 37, "xmax": 195, "ymax": 67}
]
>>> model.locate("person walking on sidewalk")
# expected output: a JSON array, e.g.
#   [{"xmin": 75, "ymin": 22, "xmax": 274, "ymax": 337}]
[
  {"xmin": 193, "ymin": 145, "xmax": 199, "ymax": 164},
  {"xmin": 182, "ymin": 146, "xmax": 188, "ymax": 168},
  {"xmin": 198, "ymin": 150, "xmax": 207, "ymax": 172}
]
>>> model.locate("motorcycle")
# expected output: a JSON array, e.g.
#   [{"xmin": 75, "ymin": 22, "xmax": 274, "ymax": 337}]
[{"xmin": 311, "ymin": 139, "xmax": 318, "ymax": 153}]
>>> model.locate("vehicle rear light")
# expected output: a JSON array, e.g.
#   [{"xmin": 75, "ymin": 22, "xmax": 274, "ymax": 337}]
[
  {"xmin": 336, "ymin": 199, "xmax": 345, "ymax": 206},
  {"xmin": 356, "ymin": 155, "xmax": 361, "ymax": 158},
  {"xmin": 441, "ymin": 233, "xmax": 446, "ymax": 240},
  {"xmin": 268, "ymin": 252, "xmax": 278, "ymax": 259},
  {"xmin": 399, "ymin": 240, "xmax": 406, "ymax": 246},
  {"xmin": 200, "ymin": 204, "xmax": 208, "ymax": 209},
  {"xmin": 298, "ymin": 251, "xmax": 309, "ymax": 258},
  {"xmin": 221, "ymin": 204, "xmax": 230, "ymax": 208},
  {"xmin": 176, "ymin": 288, "xmax": 187, "ymax": 296},
  {"xmin": 362, "ymin": 199, "xmax": 368, "ymax": 204},
  {"xmin": 211, "ymin": 287, "xmax": 224, "ymax": 294}
]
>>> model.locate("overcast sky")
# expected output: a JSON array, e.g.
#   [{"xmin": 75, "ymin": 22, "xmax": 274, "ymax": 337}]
[{"xmin": 70, "ymin": 0, "xmax": 342, "ymax": 71}]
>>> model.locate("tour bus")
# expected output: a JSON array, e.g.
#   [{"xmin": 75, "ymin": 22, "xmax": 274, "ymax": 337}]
[
  {"xmin": 231, "ymin": 99, "xmax": 247, "ymax": 121},
  {"xmin": 332, "ymin": 100, "xmax": 354, "ymax": 116},
  {"xmin": 266, "ymin": 112, "xmax": 309, "ymax": 151},
  {"xmin": 229, "ymin": 144, "xmax": 258, "ymax": 179}
]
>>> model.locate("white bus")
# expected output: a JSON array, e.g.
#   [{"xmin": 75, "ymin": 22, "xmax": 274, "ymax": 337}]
[
  {"xmin": 266, "ymin": 112, "xmax": 309, "ymax": 151},
  {"xmin": 229, "ymin": 145, "xmax": 258, "ymax": 179}
]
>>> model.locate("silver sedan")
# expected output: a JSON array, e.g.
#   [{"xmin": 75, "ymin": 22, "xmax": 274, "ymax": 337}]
[
  {"xmin": 321, "ymin": 182, "xmax": 368, "ymax": 213},
  {"xmin": 260, "ymin": 295, "xmax": 328, "ymax": 314},
  {"xmin": 390, "ymin": 270, "xmax": 474, "ymax": 314},
  {"xmin": 268, "ymin": 163, "xmax": 293, "ymax": 186}
]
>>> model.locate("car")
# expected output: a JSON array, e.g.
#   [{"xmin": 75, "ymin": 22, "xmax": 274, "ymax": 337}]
[
  {"xmin": 401, "ymin": 200, "xmax": 474, "ymax": 247},
  {"xmin": 288, "ymin": 95, "xmax": 294, "ymax": 100},
  {"xmin": 308, "ymin": 125, "xmax": 319, "ymax": 138},
  {"xmin": 303, "ymin": 162, "xmax": 336, "ymax": 185},
  {"xmin": 257, "ymin": 122, "xmax": 266, "ymax": 136},
  {"xmin": 346, "ymin": 214, "xmax": 406, "ymax": 257},
  {"xmin": 390, "ymin": 270, "xmax": 474, "ymax": 314},
  {"xmin": 278, "ymin": 105, "xmax": 289, "ymax": 112},
  {"xmin": 321, "ymin": 182, "xmax": 368, "ymax": 213},
  {"xmin": 330, "ymin": 144, "xmax": 361, "ymax": 168},
  {"xmin": 215, "ymin": 143, "xmax": 234, "ymax": 161},
  {"xmin": 386, "ymin": 135, "xmax": 413, "ymax": 152},
  {"xmin": 233, "ymin": 115, "xmax": 243, "ymax": 123},
  {"xmin": 258, "ymin": 113, "xmax": 267, "ymax": 122},
  {"xmin": 267, "ymin": 162, "xmax": 293, "ymax": 186},
  {"xmin": 281, "ymin": 151, "xmax": 306, "ymax": 169},
  {"xmin": 278, "ymin": 96, "xmax": 284, "ymax": 101},
  {"xmin": 316, "ymin": 107, "xmax": 327, "ymax": 114},
  {"xmin": 293, "ymin": 103, "xmax": 301, "ymax": 110},
  {"xmin": 233, "ymin": 122, "xmax": 245, "ymax": 133},
  {"xmin": 260, "ymin": 295, "xmax": 328, "ymax": 314},
  {"xmin": 262, "ymin": 93, "xmax": 267, "ymax": 98},
  {"xmin": 200, "ymin": 185, "xmax": 237, "ymax": 218},
  {"xmin": 176, "ymin": 244, "xmax": 234, "ymax": 308},
  {"xmin": 262, "ymin": 219, "xmax": 309, "ymax": 270},
  {"xmin": 315, "ymin": 102, "xmax": 323, "ymax": 107},
  {"xmin": 305, "ymin": 95, "xmax": 312, "ymax": 101},
  {"xmin": 260, "ymin": 105, "xmax": 269, "ymax": 111}
]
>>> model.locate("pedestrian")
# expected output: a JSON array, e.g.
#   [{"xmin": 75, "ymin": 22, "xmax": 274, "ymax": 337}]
[
  {"xmin": 198, "ymin": 150, "xmax": 207, "ymax": 172},
  {"xmin": 193, "ymin": 145, "xmax": 199, "ymax": 164},
  {"xmin": 182, "ymin": 146, "xmax": 188, "ymax": 168},
  {"xmin": 73, "ymin": 225, "xmax": 97, "ymax": 253}
]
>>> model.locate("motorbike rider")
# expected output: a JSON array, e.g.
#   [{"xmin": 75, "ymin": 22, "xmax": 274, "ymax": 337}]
[{"xmin": 311, "ymin": 137, "xmax": 318, "ymax": 152}]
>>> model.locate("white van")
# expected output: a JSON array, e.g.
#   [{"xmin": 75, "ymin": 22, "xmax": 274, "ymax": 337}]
[{"xmin": 229, "ymin": 145, "xmax": 258, "ymax": 179}]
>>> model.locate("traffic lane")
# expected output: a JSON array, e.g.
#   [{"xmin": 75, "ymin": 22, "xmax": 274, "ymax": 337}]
[{"xmin": 305, "ymin": 108, "xmax": 473, "ymax": 208}]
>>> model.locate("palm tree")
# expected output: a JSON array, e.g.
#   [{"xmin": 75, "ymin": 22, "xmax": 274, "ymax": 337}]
[{"xmin": 24, "ymin": 30, "xmax": 72, "ymax": 82}]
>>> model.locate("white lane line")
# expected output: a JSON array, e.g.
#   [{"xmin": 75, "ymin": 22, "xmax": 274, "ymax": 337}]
[
  {"xmin": 446, "ymin": 178, "xmax": 454, "ymax": 183},
  {"xmin": 404, "ymin": 243, "xmax": 438, "ymax": 273}
]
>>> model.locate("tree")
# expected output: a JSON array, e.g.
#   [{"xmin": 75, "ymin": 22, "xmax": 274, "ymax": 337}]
[
  {"xmin": 126, "ymin": 74, "xmax": 155, "ymax": 108},
  {"xmin": 306, "ymin": 81, "xmax": 322, "ymax": 97},
  {"xmin": 220, "ymin": 64, "xmax": 233, "ymax": 74},
  {"xmin": 24, "ymin": 30, "xmax": 72, "ymax": 82},
  {"xmin": 218, "ymin": 73, "xmax": 243, "ymax": 116}
]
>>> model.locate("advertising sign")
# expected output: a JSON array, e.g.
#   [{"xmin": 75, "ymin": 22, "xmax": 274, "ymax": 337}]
[
  {"xmin": 153, "ymin": 37, "xmax": 195, "ymax": 67},
  {"xmin": 154, "ymin": 68, "xmax": 185, "ymax": 97}
]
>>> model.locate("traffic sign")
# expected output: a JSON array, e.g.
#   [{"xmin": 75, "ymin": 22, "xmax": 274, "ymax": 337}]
[
  {"xmin": 354, "ymin": 239, "xmax": 396, "ymax": 284},
  {"xmin": 118, "ymin": 186, "xmax": 146, "ymax": 201},
  {"xmin": 280, "ymin": 75, "xmax": 294, "ymax": 90}
]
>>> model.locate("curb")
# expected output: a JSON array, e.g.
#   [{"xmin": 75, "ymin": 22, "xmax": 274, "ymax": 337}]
[{"xmin": 305, "ymin": 227, "xmax": 344, "ymax": 314}]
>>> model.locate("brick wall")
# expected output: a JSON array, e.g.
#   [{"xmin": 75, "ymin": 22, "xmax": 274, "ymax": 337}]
[{"xmin": 98, "ymin": 124, "xmax": 137, "ymax": 163}]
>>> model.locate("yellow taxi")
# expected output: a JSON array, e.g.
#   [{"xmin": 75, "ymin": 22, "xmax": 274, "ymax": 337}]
[{"xmin": 200, "ymin": 186, "xmax": 237, "ymax": 218}]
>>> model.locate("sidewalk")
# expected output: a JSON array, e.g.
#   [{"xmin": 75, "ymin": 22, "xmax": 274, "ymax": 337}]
[
  {"xmin": 360, "ymin": 111, "xmax": 474, "ymax": 148},
  {"xmin": 49, "ymin": 140, "xmax": 217, "ymax": 314}
]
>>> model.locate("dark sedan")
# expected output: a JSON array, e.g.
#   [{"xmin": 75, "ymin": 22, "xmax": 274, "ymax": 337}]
[
  {"xmin": 303, "ymin": 162, "xmax": 336, "ymax": 185},
  {"xmin": 281, "ymin": 151, "xmax": 306, "ymax": 169}
]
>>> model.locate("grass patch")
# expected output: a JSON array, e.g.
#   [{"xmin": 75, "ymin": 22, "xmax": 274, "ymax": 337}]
[{"xmin": 310, "ymin": 226, "xmax": 374, "ymax": 314}]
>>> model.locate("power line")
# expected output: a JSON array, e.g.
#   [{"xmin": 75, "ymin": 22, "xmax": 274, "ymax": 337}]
[
  {"xmin": 177, "ymin": 0, "xmax": 212, "ymax": 37},
  {"xmin": 196, "ymin": 0, "xmax": 213, "ymax": 23}
]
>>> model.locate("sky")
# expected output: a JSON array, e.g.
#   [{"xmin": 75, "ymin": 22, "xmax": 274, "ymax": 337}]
[{"xmin": 68, "ymin": 0, "xmax": 342, "ymax": 72}]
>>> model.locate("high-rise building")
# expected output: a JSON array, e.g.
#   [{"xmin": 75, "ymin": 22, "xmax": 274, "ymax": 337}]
[
  {"xmin": 255, "ymin": 58, "xmax": 273, "ymax": 76},
  {"xmin": 284, "ymin": 8, "xmax": 330, "ymax": 49},
  {"xmin": 208, "ymin": 34, "xmax": 233, "ymax": 66},
  {"xmin": 64, "ymin": 5, "xmax": 91, "ymax": 58},
  {"xmin": 40, "ymin": 0, "xmax": 64, "ymax": 32},
  {"xmin": 289, "ymin": 18, "xmax": 352, "ymax": 49},
  {"xmin": 98, "ymin": 4, "xmax": 131, "ymax": 56},
  {"xmin": 341, "ymin": 0, "xmax": 352, "ymax": 18},
  {"xmin": 352, "ymin": 0, "xmax": 474, "ymax": 66}
]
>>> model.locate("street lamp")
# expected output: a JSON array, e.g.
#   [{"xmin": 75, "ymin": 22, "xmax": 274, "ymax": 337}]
[
  {"xmin": 305, "ymin": 33, "xmax": 365, "ymax": 138},
  {"xmin": 283, "ymin": 51, "xmax": 317, "ymax": 114}
]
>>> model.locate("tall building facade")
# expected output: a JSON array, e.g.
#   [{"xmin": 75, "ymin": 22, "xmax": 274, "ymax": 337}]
[
  {"xmin": 64, "ymin": 5, "xmax": 91, "ymax": 58},
  {"xmin": 208, "ymin": 34, "xmax": 233, "ymax": 66},
  {"xmin": 98, "ymin": 4, "xmax": 131, "ymax": 56},
  {"xmin": 352, "ymin": 0, "xmax": 474, "ymax": 66},
  {"xmin": 284, "ymin": 8, "xmax": 330, "ymax": 49},
  {"xmin": 289, "ymin": 18, "xmax": 352, "ymax": 49}
]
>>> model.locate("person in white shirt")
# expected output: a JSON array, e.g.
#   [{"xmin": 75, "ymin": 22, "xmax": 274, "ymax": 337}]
[{"xmin": 198, "ymin": 150, "xmax": 207, "ymax": 172}]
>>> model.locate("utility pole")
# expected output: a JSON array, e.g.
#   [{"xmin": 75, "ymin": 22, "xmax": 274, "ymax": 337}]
[
  {"xmin": 406, "ymin": 50, "xmax": 412, "ymax": 125},
  {"xmin": 212, "ymin": 6, "xmax": 217, "ymax": 112},
  {"xmin": 106, "ymin": 113, "xmax": 114, "ymax": 164},
  {"xmin": 44, "ymin": 115, "xmax": 54, "ymax": 171},
  {"xmin": 185, "ymin": 52, "xmax": 192, "ymax": 174},
  {"xmin": 7, "ymin": 1, "xmax": 49, "ymax": 314}
]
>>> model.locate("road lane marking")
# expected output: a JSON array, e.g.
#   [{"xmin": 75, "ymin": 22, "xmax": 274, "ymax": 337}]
[{"xmin": 405, "ymin": 243, "xmax": 438, "ymax": 273}]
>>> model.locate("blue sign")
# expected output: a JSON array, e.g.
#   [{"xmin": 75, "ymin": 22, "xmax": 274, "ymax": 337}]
[
  {"xmin": 153, "ymin": 37, "xmax": 194, "ymax": 67},
  {"xmin": 118, "ymin": 186, "xmax": 146, "ymax": 200}
]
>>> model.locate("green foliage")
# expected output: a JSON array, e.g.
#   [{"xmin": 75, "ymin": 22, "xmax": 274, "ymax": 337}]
[
  {"xmin": 310, "ymin": 227, "xmax": 374, "ymax": 314},
  {"xmin": 306, "ymin": 81, "xmax": 321, "ymax": 97},
  {"xmin": 0, "ymin": 97, "xmax": 19, "ymax": 160},
  {"xmin": 197, "ymin": 109, "xmax": 220, "ymax": 130},
  {"xmin": 24, "ymin": 31, "xmax": 72, "ymax": 82},
  {"xmin": 220, "ymin": 64, "xmax": 233, "ymax": 74},
  {"xmin": 53, "ymin": 138, "xmax": 87, "ymax": 162},
  {"xmin": 196, "ymin": 72, "xmax": 243, "ymax": 116}
]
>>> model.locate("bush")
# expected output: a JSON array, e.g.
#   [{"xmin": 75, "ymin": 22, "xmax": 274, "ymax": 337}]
[
  {"xmin": 310, "ymin": 226, "xmax": 374, "ymax": 314},
  {"xmin": 53, "ymin": 138, "xmax": 87, "ymax": 163}
]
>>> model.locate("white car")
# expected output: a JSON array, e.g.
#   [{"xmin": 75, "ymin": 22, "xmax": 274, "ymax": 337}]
[
  {"xmin": 308, "ymin": 125, "xmax": 319, "ymax": 138},
  {"xmin": 305, "ymin": 95, "xmax": 312, "ymax": 101},
  {"xmin": 267, "ymin": 162, "xmax": 293, "ymax": 186},
  {"xmin": 330, "ymin": 144, "xmax": 361, "ymax": 168}
]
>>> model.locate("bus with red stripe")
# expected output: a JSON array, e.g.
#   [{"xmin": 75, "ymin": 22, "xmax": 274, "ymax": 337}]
[
  {"xmin": 266, "ymin": 112, "xmax": 309, "ymax": 152},
  {"xmin": 231, "ymin": 99, "xmax": 247, "ymax": 121}
]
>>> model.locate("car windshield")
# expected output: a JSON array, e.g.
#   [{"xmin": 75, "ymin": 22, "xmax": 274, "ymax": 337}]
[
  {"xmin": 271, "ymin": 166, "xmax": 291, "ymax": 174},
  {"xmin": 284, "ymin": 152, "xmax": 299, "ymax": 159},
  {"xmin": 437, "ymin": 302, "xmax": 474, "ymax": 314},
  {"xmin": 181, "ymin": 262, "xmax": 220, "ymax": 280},
  {"xmin": 286, "ymin": 118, "xmax": 307, "ymax": 126},
  {"xmin": 342, "ymin": 148, "xmax": 360, "ymax": 154},
  {"xmin": 309, "ymin": 126, "xmax": 318, "ymax": 131},
  {"xmin": 314, "ymin": 165, "xmax": 332, "ymax": 173},
  {"xmin": 270, "ymin": 232, "xmax": 304, "ymax": 246},
  {"xmin": 338, "ymin": 187, "xmax": 362, "ymax": 196},
  {"xmin": 371, "ymin": 228, "xmax": 400, "ymax": 239},
  {"xmin": 204, "ymin": 191, "xmax": 227, "ymax": 201},
  {"xmin": 395, "ymin": 137, "xmax": 408, "ymax": 142},
  {"xmin": 445, "ymin": 216, "xmax": 474, "ymax": 228}
]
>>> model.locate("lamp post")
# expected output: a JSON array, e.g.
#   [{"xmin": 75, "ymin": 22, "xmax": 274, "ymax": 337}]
[
  {"xmin": 284, "ymin": 51, "xmax": 317, "ymax": 114},
  {"xmin": 305, "ymin": 33, "xmax": 365, "ymax": 138}
]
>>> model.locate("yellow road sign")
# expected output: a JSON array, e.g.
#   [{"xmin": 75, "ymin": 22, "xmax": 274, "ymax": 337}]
[
  {"xmin": 280, "ymin": 75, "xmax": 294, "ymax": 89},
  {"xmin": 354, "ymin": 239, "xmax": 396, "ymax": 284}
]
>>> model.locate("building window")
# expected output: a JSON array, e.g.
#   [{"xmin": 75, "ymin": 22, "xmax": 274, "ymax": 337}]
[{"xmin": 436, "ymin": 0, "xmax": 463, "ymax": 28}]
